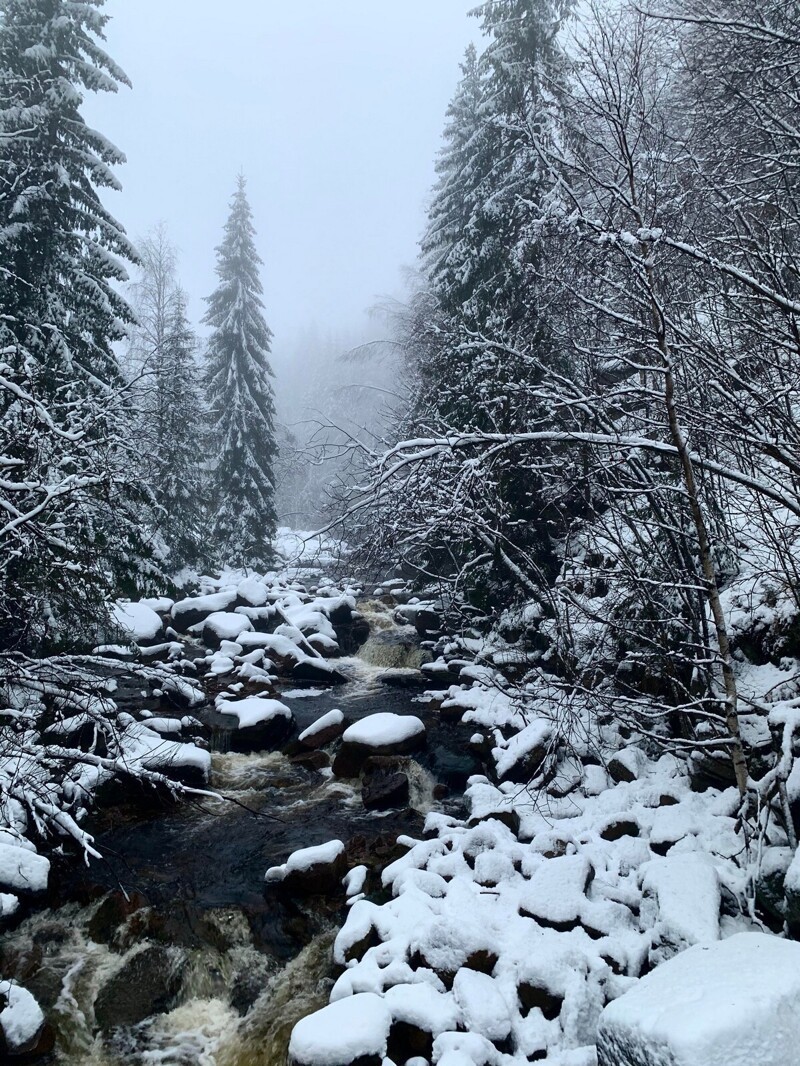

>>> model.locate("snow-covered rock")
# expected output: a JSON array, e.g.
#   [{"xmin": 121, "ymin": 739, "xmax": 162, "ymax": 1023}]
[
  {"xmin": 0, "ymin": 981, "xmax": 46, "ymax": 1056},
  {"xmin": 640, "ymin": 854, "xmax": 720, "ymax": 963},
  {"xmin": 289, "ymin": 992, "xmax": 392, "ymax": 1066},
  {"xmin": 0, "ymin": 844, "xmax": 49, "ymax": 896},
  {"xmin": 171, "ymin": 590, "xmax": 238, "ymax": 630},
  {"xmin": 237, "ymin": 576, "xmax": 269, "ymax": 606},
  {"xmin": 266, "ymin": 840, "xmax": 347, "ymax": 896},
  {"xmin": 597, "ymin": 932, "xmax": 800, "ymax": 1066},
  {"xmin": 215, "ymin": 696, "xmax": 294, "ymax": 752},
  {"xmin": 111, "ymin": 601, "xmax": 164, "ymax": 645},
  {"xmin": 334, "ymin": 713, "xmax": 426, "ymax": 777},
  {"xmin": 201, "ymin": 611, "xmax": 254, "ymax": 648},
  {"xmin": 298, "ymin": 709, "xmax": 346, "ymax": 750}
]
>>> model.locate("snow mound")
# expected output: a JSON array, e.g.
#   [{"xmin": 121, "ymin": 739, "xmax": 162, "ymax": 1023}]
[
  {"xmin": 342, "ymin": 712, "xmax": 425, "ymax": 747},
  {"xmin": 111, "ymin": 601, "xmax": 163, "ymax": 643},
  {"xmin": 0, "ymin": 843, "xmax": 49, "ymax": 895},
  {"xmin": 266, "ymin": 839, "xmax": 345, "ymax": 884},
  {"xmin": 202, "ymin": 612, "xmax": 254, "ymax": 642},
  {"xmin": 597, "ymin": 932, "xmax": 800, "ymax": 1066},
  {"xmin": 216, "ymin": 696, "xmax": 292, "ymax": 730},
  {"xmin": 0, "ymin": 981, "xmax": 45, "ymax": 1053},
  {"xmin": 289, "ymin": 992, "xmax": 392, "ymax": 1065}
]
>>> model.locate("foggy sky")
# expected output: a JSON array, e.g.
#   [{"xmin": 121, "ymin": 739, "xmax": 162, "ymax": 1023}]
[{"xmin": 86, "ymin": 1, "xmax": 480, "ymax": 351}]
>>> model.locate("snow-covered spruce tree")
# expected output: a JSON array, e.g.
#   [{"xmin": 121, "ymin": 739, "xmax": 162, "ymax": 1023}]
[
  {"xmin": 373, "ymin": 3, "xmax": 574, "ymax": 614},
  {"xmin": 204, "ymin": 176, "xmax": 277, "ymax": 569},
  {"xmin": 0, "ymin": 0, "xmax": 159, "ymax": 650},
  {"xmin": 126, "ymin": 226, "xmax": 206, "ymax": 570}
]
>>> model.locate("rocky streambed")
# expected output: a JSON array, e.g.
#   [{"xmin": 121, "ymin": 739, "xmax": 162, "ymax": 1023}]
[{"xmin": 0, "ymin": 585, "xmax": 483, "ymax": 1065}]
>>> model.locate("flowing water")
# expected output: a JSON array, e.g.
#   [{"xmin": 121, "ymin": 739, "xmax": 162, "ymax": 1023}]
[{"xmin": 1, "ymin": 602, "xmax": 479, "ymax": 1065}]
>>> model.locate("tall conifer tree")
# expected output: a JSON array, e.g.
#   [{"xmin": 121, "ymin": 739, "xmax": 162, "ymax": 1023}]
[
  {"xmin": 0, "ymin": 0, "xmax": 158, "ymax": 649},
  {"xmin": 204, "ymin": 176, "xmax": 277, "ymax": 569}
]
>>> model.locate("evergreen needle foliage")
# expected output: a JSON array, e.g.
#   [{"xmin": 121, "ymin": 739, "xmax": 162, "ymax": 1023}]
[{"xmin": 203, "ymin": 176, "xmax": 278, "ymax": 569}]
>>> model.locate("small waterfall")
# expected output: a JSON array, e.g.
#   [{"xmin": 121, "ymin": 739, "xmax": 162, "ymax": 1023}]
[
  {"xmin": 405, "ymin": 758, "xmax": 437, "ymax": 815},
  {"xmin": 216, "ymin": 930, "xmax": 336, "ymax": 1066}
]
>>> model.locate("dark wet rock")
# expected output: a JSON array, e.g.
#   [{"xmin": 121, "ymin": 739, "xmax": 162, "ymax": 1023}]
[
  {"xmin": 464, "ymin": 949, "xmax": 499, "ymax": 975},
  {"xmin": 290, "ymin": 750, "xmax": 331, "ymax": 772},
  {"xmin": 608, "ymin": 748, "xmax": 645, "ymax": 784},
  {"xmin": 495, "ymin": 740, "xmax": 550, "ymax": 786},
  {"xmin": 334, "ymin": 613, "xmax": 371, "ymax": 655},
  {"xmin": 387, "ymin": 1020, "xmax": 433, "ymax": 1062},
  {"xmin": 361, "ymin": 758, "xmax": 410, "ymax": 811},
  {"xmin": 467, "ymin": 810, "xmax": 521, "ymax": 836},
  {"xmin": 292, "ymin": 660, "xmax": 348, "ymax": 686},
  {"xmin": 88, "ymin": 890, "xmax": 149, "ymax": 948},
  {"xmin": 378, "ymin": 669, "xmax": 428, "ymax": 689},
  {"xmin": 344, "ymin": 817, "xmax": 423, "ymax": 876},
  {"xmin": 518, "ymin": 981, "xmax": 563, "ymax": 1020},
  {"xmin": 297, "ymin": 713, "xmax": 347, "ymax": 751},
  {"xmin": 0, "ymin": 1014, "xmax": 54, "ymax": 1063},
  {"xmin": 429, "ymin": 744, "xmax": 481, "ymax": 790},
  {"xmin": 414, "ymin": 608, "xmax": 442, "ymax": 636},
  {"xmin": 601, "ymin": 819, "xmax": 640, "ymax": 841},
  {"xmin": 0, "ymin": 942, "xmax": 42, "ymax": 986},
  {"xmin": 688, "ymin": 750, "xmax": 738, "ymax": 792},
  {"xmin": 93, "ymin": 944, "xmax": 182, "ymax": 1030},
  {"xmin": 214, "ymin": 705, "xmax": 295, "ymax": 754},
  {"xmin": 235, "ymin": 605, "xmax": 279, "ymax": 632}
]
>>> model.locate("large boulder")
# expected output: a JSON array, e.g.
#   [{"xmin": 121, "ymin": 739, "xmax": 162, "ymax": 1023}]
[
  {"xmin": 265, "ymin": 840, "xmax": 347, "ymax": 896},
  {"xmin": 0, "ymin": 845, "xmax": 49, "ymax": 898},
  {"xmin": 215, "ymin": 697, "xmax": 295, "ymax": 753},
  {"xmin": 170, "ymin": 590, "xmax": 237, "ymax": 631},
  {"xmin": 93, "ymin": 945, "xmax": 182, "ymax": 1029},
  {"xmin": 333, "ymin": 713, "xmax": 426, "ymax": 778},
  {"xmin": 292, "ymin": 659, "xmax": 348, "ymax": 686},
  {"xmin": 289, "ymin": 992, "xmax": 392, "ymax": 1066},
  {"xmin": 201, "ymin": 612, "xmax": 254, "ymax": 649},
  {"xmin": 597, "ymin": 932, "xmax": 800, "ymax": 1066},
  {"xmin": 0, "ymin": 981, "xmax": 51, "ymax": 1060},
  {"xmin": 111, "ymin": 601, "xmax": 164, "ymax": 647},
  {"xmin": 361, "ymin": 757, "xmax": 410, "ymax": 811}
]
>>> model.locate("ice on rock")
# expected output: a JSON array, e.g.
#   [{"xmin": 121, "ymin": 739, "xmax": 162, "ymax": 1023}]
[
  {"xmin": 342, "ymin": 713, "xmax": 425, "ymax": 747},
  {"xmin": 0, "ymin": 981, "xmax": 45, "ymax": 1053},
  {"xmin": 216, "ymin": 696, "xmax": 292, "ymax": 730},
  {"xmin": 0, "ymin": 843, "xmax": 50, "ymax": 895},
  {"xmin": 597, "ymin": 932, "xmax": 800, "ymax": 1066},
  {"xmin": 111, "ymin": 600, "xmax": 163, "ymax": 643},
  {"xmin": 289, "ymin": 992, "xmax": 392, "ymax": 1065},
  {"xmin": 452, "ymin": 969, "xmax": 512, "ymax": 1043}
]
